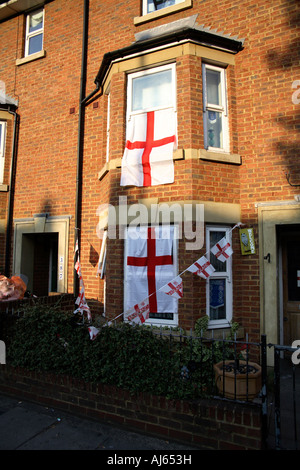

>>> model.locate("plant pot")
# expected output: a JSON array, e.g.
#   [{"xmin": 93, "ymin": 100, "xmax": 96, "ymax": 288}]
[{"xmin": 214, "ymin": 360, "xmax": 262, "ymax": 400}]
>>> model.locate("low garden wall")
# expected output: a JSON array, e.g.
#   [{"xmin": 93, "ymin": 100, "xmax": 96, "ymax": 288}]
[{"xmin": 0, "ymin": 365, "xmax": 262, "ymax": 450}]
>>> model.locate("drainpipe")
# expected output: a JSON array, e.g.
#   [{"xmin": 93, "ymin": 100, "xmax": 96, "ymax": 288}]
[
  {"xmin": 74, "ymin": 0, "xmax": 100, "ymax": 296},
  {"xmin": 2, "ymin": 106, "xmax": 19, "ymax": 277}
]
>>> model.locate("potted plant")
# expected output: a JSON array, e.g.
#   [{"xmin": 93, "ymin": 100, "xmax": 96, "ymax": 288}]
[{"xmin": 214, "ymin": 356, "xmax": 262, "ymax": 400}]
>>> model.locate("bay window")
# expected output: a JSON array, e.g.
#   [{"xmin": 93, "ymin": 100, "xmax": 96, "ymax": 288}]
[{"xmin": 124, "ymin": 225, "xmax": 179, "ymax": 326}]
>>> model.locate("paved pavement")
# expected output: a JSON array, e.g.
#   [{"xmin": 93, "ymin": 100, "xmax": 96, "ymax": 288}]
[{"xmin": 0, "ymin": 393, "xmax": 200, "ymax": 451}]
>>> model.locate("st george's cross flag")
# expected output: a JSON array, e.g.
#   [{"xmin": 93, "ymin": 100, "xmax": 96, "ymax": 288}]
[
  {"xmin": 124, "ymin": 226, "xmax": 177, "ymax": 318},
  {"xmin": 88, "ymin": 326, "xmax": 100, "ymax": 341},
  {"xmin": 211, "ymin": 237, "xmax": 233, "ymax": 262},
  {"xmin": 160, "ymin": 276, "xmax": 183, "ymax": 300},
  {"xmin": 187, "ymin": 256, "xmax": 215, "ymax": 279},
  {"xmin": 73, "ymin": 239, "xmax": 92, "ymax": 321},
  {"xmin": 124, "ymin": 300, "xmax": 150, "ymax": 325},
  {"xmin": 120, "ymin": 109, "xmax": 177, "ymax": 187}
]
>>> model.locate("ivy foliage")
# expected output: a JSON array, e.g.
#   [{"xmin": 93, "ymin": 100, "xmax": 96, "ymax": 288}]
[{"xmin": 7, "ymin": 304, "xmax": 236, "ymax": 400}]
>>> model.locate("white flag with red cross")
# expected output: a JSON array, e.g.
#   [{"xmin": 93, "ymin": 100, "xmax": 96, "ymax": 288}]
[
  {"xmin": 160, "ymin": 276, "xmax": 183, "ymax": 300},
  {"xmin": 124, "ymin": 226, "xmax": 177, "ymax": 317},
  {"xmin": 211, "ymin": 237, "xmax": 233, "ymax": 262},
  {"xmin": 120, "ymin": 108, "xmax": 177, "ymax": 187},
  {"xmin": 88, "ymin": 326, "xmax": 100, "ymax": 341},
  {"xmin": 74, "ymin": 242, "xmax": 92, "ymax": 321},
  {"xmin": 187, "ymin": 256, "xmax": 215, "ymax": 279},
  {"xmin": 124, "ymin": 300, "xmax": 150, "ymax": 325}
]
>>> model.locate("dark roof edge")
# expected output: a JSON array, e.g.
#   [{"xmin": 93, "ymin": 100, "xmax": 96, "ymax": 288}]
[
  {"xmin": 0, "ymin": 102, "xmax": 18, "ymax": 111},
  {"xmin": 95, "ymin": 26, "xmax": 244, "ymax": 86}
]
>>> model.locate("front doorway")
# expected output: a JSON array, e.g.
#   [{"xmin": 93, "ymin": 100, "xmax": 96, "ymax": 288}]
[
  {"xmin": 279, "ymin": 227, "xmax": 300, "ymax": 346},
  {"xmin": 13, "ymin": 215, "xmax": 70, "ymax": 296},
  {"xmin": 22, "ymin": 233, "xmax": 58, "ymax": 296}
]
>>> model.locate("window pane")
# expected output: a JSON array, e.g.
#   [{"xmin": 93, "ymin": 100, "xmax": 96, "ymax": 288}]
[
  {"xmin": 147, "ymin": 0, "xmax": 183, "ymax": 13},
  {"xmin": 29, "ymin": 11, "xmax": 43, "ymax": 33},
  {"xmin": 209, "ymin": 231, "xmax": 226, "ymax": 271},
  {"xmin": 28, "ymin": 34, "xmax": 43, "ymax": 55},
  {"xmin": 206, "ymin": 69, "xmax": 222, "ymax": 106},
  {"xmin": 209, "ymin": 278, "xmax": 226, "ymax": 320},
  {"xmin": 206, "ymin": 111, "xmax": 222, "ymax": 148},
  {"xmin": 132, "ymin": 69, "xmax": 172, "ymax": 112}
]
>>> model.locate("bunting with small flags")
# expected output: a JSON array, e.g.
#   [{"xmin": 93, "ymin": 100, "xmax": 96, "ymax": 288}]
[
  {"xmin": 124, "ymin": 300, "xmax": 150, "ymax": 325},
  {"xmin": 78, "ymin": 223, "xmax": 241, "ymax": 333},
  {"xmin": 160, "ymin": 276, "xmax": 183, "ymax": 299},
  {"xmin": 74, "ymin": 236, "xmax": 91, "ymax": 321},
  {"xmin": 211, "ymin": 237, "xmax": 233, "ymax": 262},
  {"xmin": 187, "ymin": 256, "xmax": 215, "ymax": 279}
]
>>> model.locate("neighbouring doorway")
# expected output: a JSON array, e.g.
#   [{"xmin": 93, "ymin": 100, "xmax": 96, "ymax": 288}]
[{"xmin": 22, "ymin": 232, "xmax": 58, "ymax": 297}]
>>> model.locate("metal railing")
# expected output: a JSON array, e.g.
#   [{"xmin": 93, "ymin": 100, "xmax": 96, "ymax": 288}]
[{"xmin": 268, "ymin": 344, "xmax": 299, "ymax": 450}]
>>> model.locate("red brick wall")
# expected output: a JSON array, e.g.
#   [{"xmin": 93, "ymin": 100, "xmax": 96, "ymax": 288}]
[{"xmin": 0, "ymin": 365, "xmax": 262, "ymax": 450}]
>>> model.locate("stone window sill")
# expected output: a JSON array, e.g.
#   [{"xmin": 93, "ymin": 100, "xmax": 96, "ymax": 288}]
[
  {"xmin": 0, "ymin": 184, "xmax": 9, "ymax": 192},
  {"xmin": 98, "ymin": 150, "xmax": 184, "ymax": 181},
  {"xmin": 199, "ymin": 149, "xmax": 241, "ymax": 165},
  {"xmin": 134, "ymin": 0, "xmax": 192, "ymax": 26},
  {"xmin": 98, "ymin": 148, "xmax": 241, "ymax": 181},
  {"xmin": 16, "ymin": 50, "xmax": 46, "ymax": 66}
]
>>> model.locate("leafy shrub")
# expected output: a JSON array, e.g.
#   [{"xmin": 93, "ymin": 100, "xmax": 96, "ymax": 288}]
[
  {"xmin": 7, "ymin": 305, "xmax": 239, "ymax": 400},
  {"xmin": 6, "ymin": 303, "xmax": 202, "ymax": 399}
]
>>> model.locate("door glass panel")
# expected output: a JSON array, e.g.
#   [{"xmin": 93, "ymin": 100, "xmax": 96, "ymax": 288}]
[{"xmin": 287, "ymin": 241, "xmax": 300, "ymax": 301}]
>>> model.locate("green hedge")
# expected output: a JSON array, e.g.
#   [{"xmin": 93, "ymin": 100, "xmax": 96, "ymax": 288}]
[
  {"xmin": 6, "ymin": 303, "xmax": 203, "ymax": 399},
  {"xmin": 7, "ymin": 303, "xmax": 236, "ymax": 400}
]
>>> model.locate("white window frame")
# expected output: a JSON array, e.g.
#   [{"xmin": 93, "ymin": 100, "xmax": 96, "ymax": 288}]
[
  {"xmin": 25, "ymin": 8, "xmax": 44, "ymax": 57},
  {"xmin": 142, "ymin": 0, "xmax": 185, "ymax": 15},
  {"xmin": 206, "ymin": 225, "xmax": 233, "ymax": 328},
  {"xmin": 126, "ymin": 63, "xmax": 177, "ymax": 132},
  {"xmin": 124, "ymin": 224, "xmax": 179, "ymax": 327},
  {"xmin": 106, "ymin": 93, "xmax": 110, "ymax": 162},
  {"xmin": 202, "ymin": 63, "xmax": 229, "ymax": 153},
  {"xmin": 0, "ymin": 121, "xmax": 6, "ymax": 184}
]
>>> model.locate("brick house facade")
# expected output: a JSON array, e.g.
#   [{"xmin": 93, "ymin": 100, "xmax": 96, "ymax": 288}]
[{"xmin": 0, "ymin": 0, "xmax": 299, "ymax": 354}]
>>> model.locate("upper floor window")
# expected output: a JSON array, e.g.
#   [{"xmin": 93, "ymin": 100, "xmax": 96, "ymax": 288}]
[
  {"xmin": 203, "ymin": 64, "xmax": 229, "ymax": 152},
  {"xmin": 127, "ymin": 63, "xmax": 176, "ymax": 123},
  {"xmin": 143, "ymin": 0, "xmax": 185, "ymax": 15},
  {"xmin": 25, "ymin": 9, "xmax": 44, "ymax": 57},
  {"xmin": 0, "ymin": 121, "xmax": 6, "ymax": 183}
]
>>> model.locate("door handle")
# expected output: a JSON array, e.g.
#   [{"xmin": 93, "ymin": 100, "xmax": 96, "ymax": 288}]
[{"xmin": 284, "ymin": 316, "xmax": 288, "ymax": 322}]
